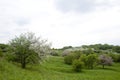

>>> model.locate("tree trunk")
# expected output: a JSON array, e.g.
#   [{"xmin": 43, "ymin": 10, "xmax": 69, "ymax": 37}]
[
  {"xmin": 91, "ymin": 65, "xmax": 93, "ymax": 69},
  {"xmin": 22, "ymin": 62, "xmax": 26, "ymax": 68},
  {"xmin": 102, "ymin": 64, "xmax": 104, "ymax": 69},
  {"xmin": 21, "ymin": 57, "xmax": 26, "ymax": 68}
]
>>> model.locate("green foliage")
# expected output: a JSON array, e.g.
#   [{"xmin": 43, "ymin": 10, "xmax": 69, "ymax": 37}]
[
  {"xmin": 79, "ymin": 54, "xmax": 87, "ymax": 68},
  {"xmin": 81, "ymin": 54, "xmax": 98, "ymax": 69},
  {"xmin": 82, "ymin": 44, "xmax": 114, "ymax": 50},
  {"xmin": 64, "ymin": 53, "xmax": 75, "ymax": 65},
  {"xmin": 117, "ymin": 55, "xmax": 120, "ymax": 62},
  {"xmin": 108, "ymin": 53, "xmax": 120, "ymax": 62},
  {"xmin": 5, "ymin": 52, "xmax": 16, "ymax": 61},
  {"xmin": 0, "ymin": 43, "xmax": 9, "ymax": 52},
  {"xmin": 82, "ymin": 48, "xmax": 94, "ymax": 55},
  {"xmin": 64, "ymin": 51, "xmax": 98, "ymax": 69},
  {"xmin": 113, "ymin": 46, "xmax": 120, "ymax": 53},
  {"xmin": 9, "ymin": 32, "xmax": 51, "ymax": 68},
  {"xmin": 0, "ymin": 48, "xmax": 3, "ymax": 57},
  {"xmin": 64, "ymin": 51, "xmax": 81, "ymax": 65},
  {"xmin": 87, "ymin": 54, "xmax": 98, "ymax": 69},
  {"xmin": 50, "ymin": 50, "xmax": 59, "ymax": 56},
  {"xmin": 72, "ymin": 59, "xmax": 84, "ymax": 72},
  {"xmin": 61, "ymin": 46, "xmax": 73, "ymax": 50}
]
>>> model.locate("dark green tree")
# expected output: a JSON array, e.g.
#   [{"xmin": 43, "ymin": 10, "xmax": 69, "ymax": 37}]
[
  {"xmin": 80, "ymin": 54, "xmax": 98, "ymax": 69},
  {"xmin": 113, "ymin": 46, "xmax": 120, "ymax": 53},
  {"xmin": 72, "ymin": 59, "xmax": 84, "ymax": 72}
]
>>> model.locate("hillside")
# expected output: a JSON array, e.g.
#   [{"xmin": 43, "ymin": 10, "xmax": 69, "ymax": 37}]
[{"xmin": 0, "ymin": 56, "xmax": 120, "ymax": 80}]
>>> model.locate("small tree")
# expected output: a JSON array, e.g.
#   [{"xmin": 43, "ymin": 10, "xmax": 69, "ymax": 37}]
[
  {"xmin": 80, "ymin": 54, "xmax": 98, "ymax": 69},
  {"xmin": 9, "ymin": 32, "xmax": 51, "ymax": 68},
  {"xmin": 50, "ymin": 50, "xmax": 59, "ymax": 56},
  {"xmin": 72, "ymin": 59, "xmax": 84, "ymax": 72},
  {"xmin": 99, "ymin": 54, "xmax": 113, "ymax": 69},
  {"xmin": 86, "ymin": 54, "xmax": 98, "ymax": 69},
  {"xmin": 108, "ymin": 53, "xmax": 120, "ymax": 62},
  {"xmin": 64, "ymin": 52, "xmax": 81, "ymax": 65},
  {"xmin": 64, "ymin": 53, "xmax": 75, "ymax": 65}
]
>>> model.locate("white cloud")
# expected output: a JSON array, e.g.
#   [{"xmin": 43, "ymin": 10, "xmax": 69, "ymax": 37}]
[{"xmin": 0, "ymin": 0, "xmax": 120, "ymax": 48}]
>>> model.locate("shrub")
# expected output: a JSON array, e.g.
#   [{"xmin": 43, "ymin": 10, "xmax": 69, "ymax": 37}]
[
  {"xmin": 80, "ymin": 54, "xmax": 98, "ymax": 69},
  {"xmin": 62, "ymin": 49, "xmax": 71, "ymax": 56},
  {"xmin": 50, "ymin": 51, "xmax": 59, "ymax": 56},
  {"xmin": 64, "ymin": 53, "xmax": 75, "ymax": 65},
  {"xmin": 5, "ymin": 52, "xmax": 16, "ymax": 62},
  {"xmin": 82, "ymin": 48, "xmax": 94, "ymax": 55},
  {"xmin": 117, "ymin": 55, "xmax": 120, "ymax": 62},
  {"xmin": 108, "ymin": 53, "xmax": 120, "ymax": 62},
  {"xmin": 72, "ymin": 59, "xmax": 84, "ymax": 72},
  {"xmin": 64, "ymin": 52, "xmax": 81, "ymax": 65},
  {"xmin": 86, "ymin": 54, "xmax": 98, "ymax": 69},
  {"xmin": 80, "ymin": 54, "xmax": 87, "ymax": 65}
]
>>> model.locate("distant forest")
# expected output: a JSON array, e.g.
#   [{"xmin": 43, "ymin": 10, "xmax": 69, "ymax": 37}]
[{"xmin": 58, "ymin": 44, "xmax": 120, "ymax": 54}]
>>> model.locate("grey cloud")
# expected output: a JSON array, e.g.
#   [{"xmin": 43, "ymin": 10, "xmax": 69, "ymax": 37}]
[
  {"xmin": 55, "ymin": 0, "xmax": 96, "ymax": 13},
  {"xmin": 55, "ymin": 0, "xmax": 114, "ymax": 13},
  {"xmin": 15, "ymin": 17, "xmax": 30, "ymax": 26}
]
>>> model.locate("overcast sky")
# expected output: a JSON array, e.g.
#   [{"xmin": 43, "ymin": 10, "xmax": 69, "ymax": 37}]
[{"xmin": 0, "ymin": 0, "xmax": 120, "ymax": 48}]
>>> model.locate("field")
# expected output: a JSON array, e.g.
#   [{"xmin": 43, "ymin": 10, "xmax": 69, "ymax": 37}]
[{"xmin": 0, "ymin": 56, "xmax": 120, "ymax": 80}]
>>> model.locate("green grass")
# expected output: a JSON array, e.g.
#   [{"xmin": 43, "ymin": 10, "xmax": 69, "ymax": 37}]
[{"xmin": 0, "ymin": 56, "xmax": 120, "ymax": 80}]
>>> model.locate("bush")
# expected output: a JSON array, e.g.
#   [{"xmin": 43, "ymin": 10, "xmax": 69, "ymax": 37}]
[
  {"xmin": 64, "ymin": 53, "xmax": 75, "ymax": 65},
  {"xmin": 72, "ymin": 59, "xmax": 84, "ymax": 72},
  {"xmin": 108, "ymin": 53, "xmax": 120, "ymax": 62},
  {"xmin": 80, "ymin": 54, "xmax": 98, "ymax": 69},
  {"xmin": 62, "ymin": 49, "xmax": 71, "ymax": 56},
  {"xmin": 86, "ymin": 54, "xmax": 98, "ymax": 69},
  {"xmin": 5, "ymin": 52, "xmax": 16, "ymax": 62},
  {"xmin": 117, "ymin": 55, "xmax": 120, "ymax": 62},
  {"xmin": 64, "ymin": 52, "xmax": 81, "ymax": 65},
  {"xmin": 80, "ymin": 54, "xmax": 87, "ymax": 65},
  {"xmin": 50, "ymin": 51, "xmax": 59, "ymax": 56}
]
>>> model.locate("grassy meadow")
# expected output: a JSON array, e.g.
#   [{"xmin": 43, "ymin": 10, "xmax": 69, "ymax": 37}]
[{"xmin": 0, "ymin": 56, "xmax": 120, "ymax": 80}]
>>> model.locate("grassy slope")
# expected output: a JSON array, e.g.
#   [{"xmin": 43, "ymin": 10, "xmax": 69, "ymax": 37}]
[{"xmin": 0, "ymin": 56, "xmax": 120, "ymax": 80}]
